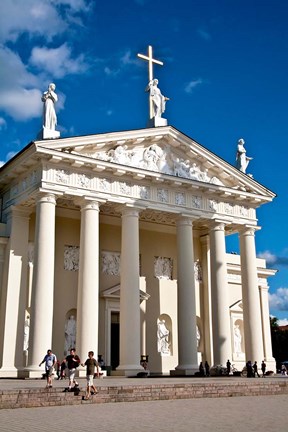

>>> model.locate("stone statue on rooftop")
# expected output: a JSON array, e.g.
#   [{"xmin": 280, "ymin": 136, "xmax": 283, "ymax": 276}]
[
  {"xmin": 235, "ymin": 138, "xmax": 252, "ymax": 173},
  {"xmin": 39, "ymin": 83, "xmax": 60, "ymax": 139},
  {"xmin": 145, "ymin": 79, "xmax": 169, "ymax": 118},
  {"xmin": 42, "ymin": 83, "xmax": 58, "ymax": 130}
]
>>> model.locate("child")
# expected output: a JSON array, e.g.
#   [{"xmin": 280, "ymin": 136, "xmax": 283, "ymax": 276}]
[{"xmin": 81, "ymin": 351, "xmax": 99, "ymax": 399}]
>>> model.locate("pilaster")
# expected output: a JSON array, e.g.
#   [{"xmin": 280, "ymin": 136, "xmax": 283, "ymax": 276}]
[
  {"xmin": 259, "ymin": 285, "xmax": 275, "ymax": 369},
  {"xmin": 0, "ymin": 207, "xmax": 30, "ymax": 377}
]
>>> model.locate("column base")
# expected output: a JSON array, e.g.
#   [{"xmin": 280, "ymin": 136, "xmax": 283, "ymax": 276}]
[
  {"xmin": 115, "ymin": 364, "xmax": 144, "ymax": 377},
  {"xmin": 20, "ymin": 365, "xmax": 46, "ymax": 379},
  {"xmin": 0, "ymin": 367, "xmax": 19, "ymax": 378},
  {"xmin": 171, "ymin": 365, "xmax": 198, "ymax": 376}
]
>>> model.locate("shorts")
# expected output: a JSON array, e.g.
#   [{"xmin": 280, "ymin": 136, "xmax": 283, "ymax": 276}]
[
  {"xmin": 46, "ymin": 366, "xmax": 54, "ymax": 377},
  {"xmin": 68, "ymin": 368, "xmax": 76, "ymax": 381},
  {"xmin": 86, "ymin": 375, "xmax": 94, "ymax": 386}
]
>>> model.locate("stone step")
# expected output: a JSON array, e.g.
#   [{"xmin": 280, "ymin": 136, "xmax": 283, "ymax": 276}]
[{"xmin": 1, "ymin": 379, "xmax": 288, "ymax": 410}]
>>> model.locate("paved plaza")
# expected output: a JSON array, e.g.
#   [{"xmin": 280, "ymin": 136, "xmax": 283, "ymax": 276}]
[{"xmin": 0, "ymin": 394, "xmax": 287, "ymax": 432}]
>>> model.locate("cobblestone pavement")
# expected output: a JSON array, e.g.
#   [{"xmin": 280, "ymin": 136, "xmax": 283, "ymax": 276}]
[{"xmin": 0, "ymin": 394, "xmax": 287, "ymax": 432}]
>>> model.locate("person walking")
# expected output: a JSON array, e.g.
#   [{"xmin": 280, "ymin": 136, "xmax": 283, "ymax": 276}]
[
  {"xmin": 246, "ymin": 360, "xmax": 253, "ymax": 378},
  {"xmin": 39, "ymin": 349, "xmax": 57, "ymax": 388},
  {"xmin": 253, "ymin": 361, "xmax": 260, "ymax": 377},
  {"xmin": 204, "ymin": 361, "xmax": 210, "ymax": 377},
  {"xmin": 261, "ymin": 360, "xmax": 266, "ymax": 377},
  {"xmin": 226, "ymin": 359, "xmax": 231, "ymax": 375},
  {"xmin": 81, "ymin": 351, "xmax": 99, "ymax": 400},
  {"xmin": 63, "ymin": 348, "xmax": 81, "ymax": 391}
]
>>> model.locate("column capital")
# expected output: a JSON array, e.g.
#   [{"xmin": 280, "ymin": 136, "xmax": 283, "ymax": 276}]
[
  {"xmin": 75, "ymin": 198, "xmax": 100, "ymax": 211},
  {"xmin": 239, "ymin": 225, "xmax": 261, "ymax": 237},
  {"xmin": 210, "ymin": 219, "xmax": 228, "ymax": 232},
  {"xmin": 120, "ymin": 205, "xmax": 142, "ymax": 217},
  {"xmin": 35, "ymin": 192, "xmax": 57, "ymax": 206},
  {"xmin": 176, "ymin": 215, "xmax": 197, "ymax": 228}
]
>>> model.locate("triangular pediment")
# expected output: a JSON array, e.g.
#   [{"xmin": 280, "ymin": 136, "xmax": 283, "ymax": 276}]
[
  {"xmin": 101, "ymin": 284, "xmax": 150, "ymax": 301},
  {"xmin": 230, "ymin": 300, "xmax": 243, "ymax": 312},
  {"xmin": 30, "ymin": 126, "xmax": 274, "ymax": 200}
]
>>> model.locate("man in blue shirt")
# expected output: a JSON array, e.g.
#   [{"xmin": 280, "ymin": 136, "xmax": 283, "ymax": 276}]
[{"xmin": 39, "ymin": 349, "xmax": 57, "ymax": 388}]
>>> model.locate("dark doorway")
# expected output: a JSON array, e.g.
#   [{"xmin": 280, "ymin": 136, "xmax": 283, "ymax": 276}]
[{"xmin": 111, "ymin": 312, "xmax": 120, "ymax": 370}]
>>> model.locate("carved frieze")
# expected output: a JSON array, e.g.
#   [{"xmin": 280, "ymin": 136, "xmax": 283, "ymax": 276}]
[
  {"xmin": 101, "ymin": 251, "xmax": 121, "ymax": 275},
  {"xmin": 75, "ymin": 143, "xmax": 224, "ymax": 185},
  {"xmin": 119, "ymin": 181, "xmax": 132, "ymax": 196},
  {"xmin": 175, "ymin": 192, "xmax": 185, "ymax": 206},
  {"xmin": 154, "ymin": 256, "xmax": 173, "ymax": 280},
  {"xmin": 157, "ymin": 188, "xmax": 168, "ymax": 203},
  {"xmin": 56, "ymin": 169, "xmax": 70, "ymax": 184},
  {"xmin": 192, "ymin": 195, "xmax": 202, "ymax": 209},
  {"xmin": 77, "ymin": 174, "xmax": 91, "ymax": 188},
  {"xmin": 64, "ymin": 245, "xmax": 79, "ymax": 271}
]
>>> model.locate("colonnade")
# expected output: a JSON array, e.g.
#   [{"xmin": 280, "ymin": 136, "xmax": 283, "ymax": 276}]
[{"xmin": 0, "ymin": 193, "xmax": 269, "ymax": 376}]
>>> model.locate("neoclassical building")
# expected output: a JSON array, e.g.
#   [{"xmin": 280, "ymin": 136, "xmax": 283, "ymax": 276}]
[{"xmin": 0, "ymin": 125, "xmax": 276, "ymax": 377}]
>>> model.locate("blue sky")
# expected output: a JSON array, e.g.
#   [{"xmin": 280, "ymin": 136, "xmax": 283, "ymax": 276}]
[{"xmin": 1, "ymin": 0, "xmax": 288, "ymax": 322}]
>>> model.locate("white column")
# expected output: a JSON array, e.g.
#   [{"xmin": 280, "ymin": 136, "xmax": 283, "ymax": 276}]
[
  {"xmin": 200, "ymin": 234, "xmax": 213, "ymax": 366},
  {"xmin": 240, "ymin": 226, "xmax": 264, "ymax": 363},
  {"xmin": 259, "ymin": 285, "xmax": 275, "ymax": 368},
  {"xmin": 210, "ymin": 221, "xmax": 231, "ymax": 365},
  {"xmin": 76, "ymin": 200, "xmax": 100, "ymax": 363},
  {"xmin": 174, "ymin": 217, "xmax": 198, "ymax": 374},
  {"xmin": 27, "ymin": 194, "xmax": 56, "ymax": 375},
  {"xmin": 0, "ymin": 208, "xmax": 29, "ymax": 377},
  {"xmin": 117, "ymin": 207, "xmax": 142, "ymax": 376}
]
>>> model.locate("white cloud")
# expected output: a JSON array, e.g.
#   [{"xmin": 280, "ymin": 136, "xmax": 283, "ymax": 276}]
[
  {"xmin": 278, "ymin": 318, "xmax": 288, "ymax": 326},
  {"xmin": 258, "ymin": 250, "xmax": 288, "ymax": 267},
  {"xmin": 104, "ymin": 66, "xmax": 119, "ymax": 77},
  {"xmin": 0, "ymin": 118, "xmax": 7, "ymax": 130},
  {"xmin": 258, "ymin": 250, "xmax": 277, "ymax": 264},
  {"xmin": 30, "ymin": 44, "xmax": 89, "ymax": 78},
  {"xmin": 120, "ymin": 50, "xmax": 140, "ymax": 67},
  {"xmin": 269, "ymin": 287, "xmax": 288, "ymax": 312},
  {"xmin": 185, "ymin": 79, "xmax": 203, "ymax": 94},
  {"xmin": 0, "ymin": 88, "xmax": 42, "ymax": 121},
  {"xmin": 0, "ymin": 0, "xmax": 92, "ymax": 43},
  {"xmin": 197, "ymin": 28, "xmax": 211, "ymax": 41}
]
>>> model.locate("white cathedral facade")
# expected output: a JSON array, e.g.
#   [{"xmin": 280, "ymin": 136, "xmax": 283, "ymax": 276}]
[{"xmin": 0, "ymin": 125, "xmax": 276, "ymax": 377}]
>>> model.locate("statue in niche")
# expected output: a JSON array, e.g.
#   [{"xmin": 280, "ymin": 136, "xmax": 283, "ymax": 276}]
[
  {"xmin": 23, "ymin": 315, "xmax": 30, "ymax": 352},
  {"xmin": 64, "ymin": 315, "xmax": 76, "ymax": 355},
  {"xmin": 146, "ymin": 79, "xmax": 169, "ymax": 118},
  {"xmin": 157, "ymin": 319, "xmax": 170, "ymax": 355},
  {"xmin": 196, "ymin": 325, "xmax": 201, "ymax": 348},
  {"xmin": 235, "ymin": 138, "xmax": 253, "ymax": 173},
  {"xmin": 194, "ymin": 260, "xmax": 202, "ymax": 282},
  {"xmin": 234, "ymin": 324, "xmax": 242, "ymax": 353},
  {"xmin": 42, "ymin": 83, "xmax": 58, "ymax": 131}
]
